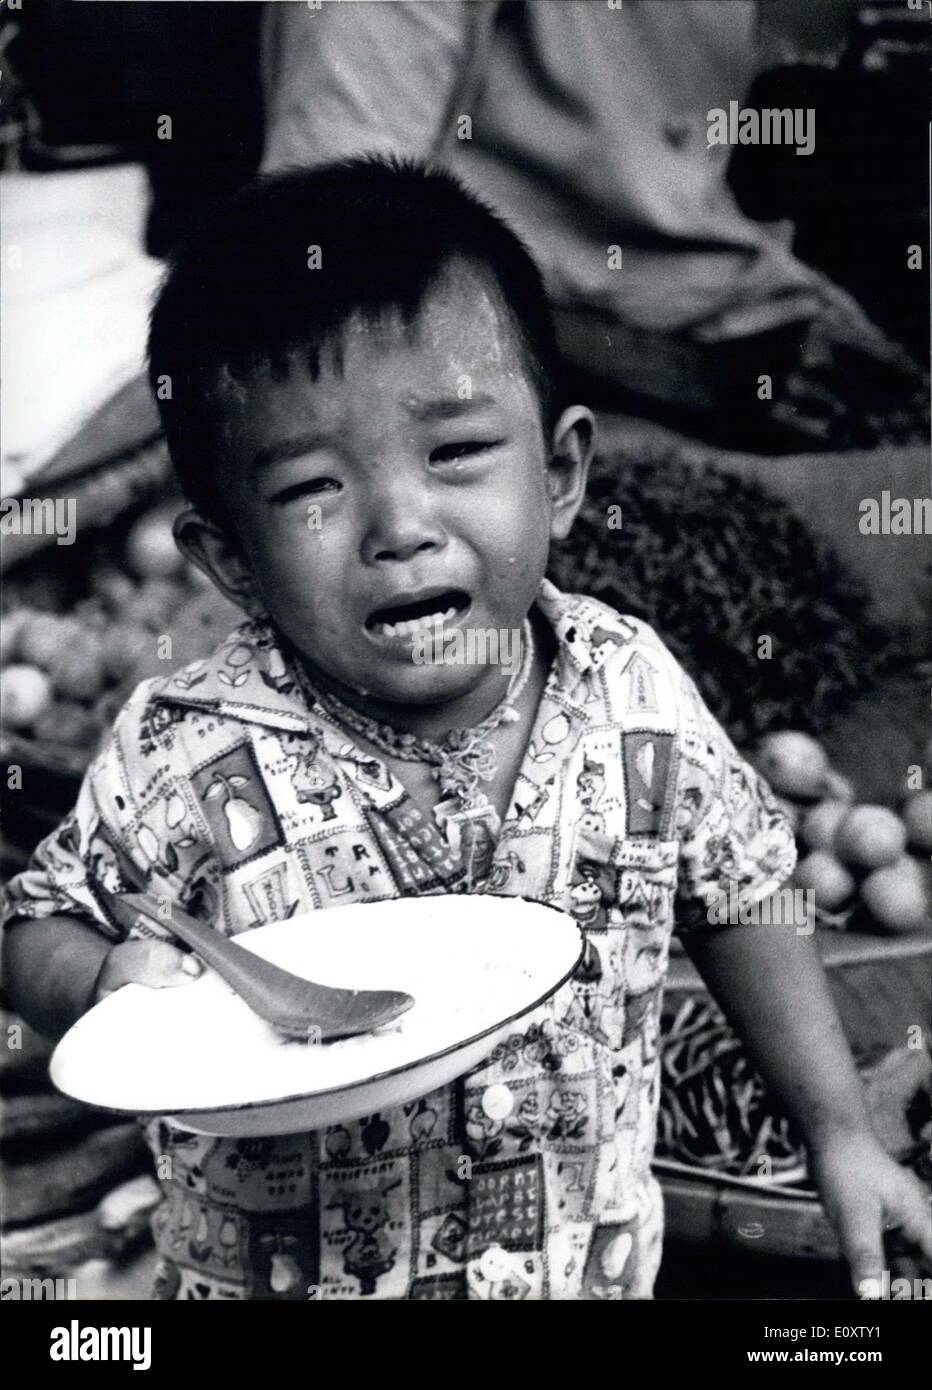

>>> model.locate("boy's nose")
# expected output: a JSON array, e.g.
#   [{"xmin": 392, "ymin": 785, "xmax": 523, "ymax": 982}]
[{"xmin": 360, "ymin": 491, "xmax": 446, "ymax": 565}]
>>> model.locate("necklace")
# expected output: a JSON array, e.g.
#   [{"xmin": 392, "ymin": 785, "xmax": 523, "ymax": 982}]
[{"xmin": 291, "ymin": 618, "xmax": 535, "ymax": 825}]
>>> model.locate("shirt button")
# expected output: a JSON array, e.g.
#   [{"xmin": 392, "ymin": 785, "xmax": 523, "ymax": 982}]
[{"xmin": 481, "ymin": 1083, "xmax": 514, "ymax": 1121}]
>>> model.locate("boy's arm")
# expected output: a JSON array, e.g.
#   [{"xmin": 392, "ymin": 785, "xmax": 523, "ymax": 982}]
[
  {"xmin": 2, "ymin": 678, "xmax": 199, "ymax": 1041},
  {"xmin": 3, "ymin": 914, "xmax": 111, "ymax": 1040},
  {"xmin": 684, "ymin": 912, "xmax": 932, "ymax": 1293},
  {"xmin": 3, "ymin": 913, "xmax": 199, "ymax": 1041}
]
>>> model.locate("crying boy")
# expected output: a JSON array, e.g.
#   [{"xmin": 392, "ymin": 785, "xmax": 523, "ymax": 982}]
[{"xmin": 4, "ymin": 158, "xmax": 929, "ymax": 1300}]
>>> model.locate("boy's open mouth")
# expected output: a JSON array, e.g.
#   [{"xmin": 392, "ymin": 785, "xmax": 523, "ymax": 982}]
[{"xmin": 365, "ymin": 587, "xmax": 471, "ymax": 639}]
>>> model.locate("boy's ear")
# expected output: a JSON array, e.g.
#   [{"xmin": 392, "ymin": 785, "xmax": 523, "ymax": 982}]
[
  {"xmin": 547, "ymin": 406, "xmax": 596, "ymax": 541},
  {"xmin": 173, "ymin": 509, "xmax": 266, "ymax": 620}
]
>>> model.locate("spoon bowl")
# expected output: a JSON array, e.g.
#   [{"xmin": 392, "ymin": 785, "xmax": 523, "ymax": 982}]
[{"xmin": 101, "ymin": 888, "xmax": 415, "ymax": 1039}]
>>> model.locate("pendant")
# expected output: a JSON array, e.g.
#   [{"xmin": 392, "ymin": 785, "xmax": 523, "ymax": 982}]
[
  {"xmin": 434, "ymin": 800, "xmax": 501, "ymax": 888},
  {"xmin": 438, "ymin": 795, "xmax": 502, "ymax": 856}
]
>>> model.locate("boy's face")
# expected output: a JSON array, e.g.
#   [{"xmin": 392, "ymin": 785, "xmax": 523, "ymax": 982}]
[{"xmin": 178, "ymin": 263, "xmax": 593, "ymax": 716}]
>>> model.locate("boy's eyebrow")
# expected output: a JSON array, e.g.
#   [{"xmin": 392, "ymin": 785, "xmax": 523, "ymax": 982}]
[
  {"xmin": 251, "ymin": 430, "xmax": 335, "ymax": 473},
  {"xmin": 405, "ymin": 392, "xmax": 497, "ymax": 421}
]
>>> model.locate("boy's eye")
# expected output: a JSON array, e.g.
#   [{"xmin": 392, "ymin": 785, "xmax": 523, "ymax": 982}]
[
  {"xmin": 270, "ymin": 477, "xmax": 342, "ymax": 505},
  {"xmin": 429, "ymin": 440, "xmax": 502, "ymax": 464}
]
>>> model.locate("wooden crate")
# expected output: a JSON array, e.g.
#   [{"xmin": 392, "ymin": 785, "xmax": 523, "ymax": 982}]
[{"xmin": 659, "ymin": 932, "xmax": 931, "ymax": 1257}]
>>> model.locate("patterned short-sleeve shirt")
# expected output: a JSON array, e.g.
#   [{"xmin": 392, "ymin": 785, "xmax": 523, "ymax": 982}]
[{"xmin": 5, "ymin": 580, "xmax": 795, "ymax": 1300}]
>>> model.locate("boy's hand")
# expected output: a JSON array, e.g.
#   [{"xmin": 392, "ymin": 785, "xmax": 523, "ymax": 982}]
[
  {"xmin": 810, "ymin": 1130, "xmax": 932, "ymax": 1298},
  {"xmin": 92, "ymin": 940, "xmax": 202, "ymax": 1005},
  {"xmin": 685, "ymin": 922, "xmax": 930, "ymax": 1298}
]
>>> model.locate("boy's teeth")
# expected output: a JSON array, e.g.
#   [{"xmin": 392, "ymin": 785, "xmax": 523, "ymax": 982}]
[{"xmin": 377, "ymin": 605, "xmax": 457, "ymax": 638}]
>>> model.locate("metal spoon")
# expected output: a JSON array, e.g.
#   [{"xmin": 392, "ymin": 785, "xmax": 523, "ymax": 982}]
[{"xmin": 100, "ymin": 888, "xmax": 415, "ymax": 1042}]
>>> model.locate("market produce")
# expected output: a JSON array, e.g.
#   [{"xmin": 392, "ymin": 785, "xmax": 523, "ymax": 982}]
[
  {"xmin": 794, "ymin": 850, "xmax": 855, "ymax": 912},
  {"xmin": 756, "ymin": 731, "xmax": 832, "ymax": 800},
  {"xmin": 19, "ymin": 613, "xmax": 85, "ymax": 668},
  {"xmin": 0, "ymin": 500, "xmax": 247, "ymax": 806},
  {"xmin": 658, "ymin": 996, "xmax": 932, "ymax": 1188},
  {"xmin": 90, "ymin": 567, "xmax": 136, "ymax": 609},
  {"xmin": 73, "ymin": 597, "xmax": 109, "ymax": 632},
  {"xmin": 1, "ymin": 605, "xmax": 165, "ymax": 750},
  {"xmin": 122, "ymin": 578, "xmax": 182, "ymax": 631},
  {"xmin": 100, "ymin": 622, "xmax": 154, "ymax": 681},
  {"xmin": 0, "ymin": 664, "xmax": 53, "ymax": 728},
  {"xmin": 800, "ymin": 799, "xmax": 849, "ymax": 850},
  {"xmin": 32, "ymin": 701, "xmax": 100, "ymax": 748},
  {"xmin": 833, "ymin": 804, "xmax": 907, "ymax": 870},
  {"xmin": 823, "ymin": 771, "xmax": 855, "ymax": 803},
  {"xmin": 656, "ymin": 996, "xmax": 806, "ymax": 1178},
  {"xmin": 0, "ymin": 501, "xmax": 202, "ymax": 759},
  {"xmin": 48, "ymin": 647, "xmax": 107, "ymax": 702},
  {"xmin": 551, "ymin": 456, "xmax": 894, "ymax": 750},
  {"xmin": 754, "ymin": 730, "xmax": 930, "ymax": 935},
  {"xmin": 860, "ymin": 858, "xmax": 929, "ymax": 933}
]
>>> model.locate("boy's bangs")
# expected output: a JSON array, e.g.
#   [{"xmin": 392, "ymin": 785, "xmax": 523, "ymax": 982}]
[{"xmin": 206, "ymin": 263, "xmax": 456, "ymax": 399}]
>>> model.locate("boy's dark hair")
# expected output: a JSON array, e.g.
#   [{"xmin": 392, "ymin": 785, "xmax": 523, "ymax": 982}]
[{"xmin": 147, "ymin": 155, "xmax": 563, "ymax": 527}]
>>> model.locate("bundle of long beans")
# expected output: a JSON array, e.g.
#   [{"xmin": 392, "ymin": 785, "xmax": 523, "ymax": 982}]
[
  {"xmin": 656, "ymin": 997, "xmax": 807, "ymax": 1179},
  {"xmin": 549, "ymin": 455, "xmax": 898, "ymax": 748}
]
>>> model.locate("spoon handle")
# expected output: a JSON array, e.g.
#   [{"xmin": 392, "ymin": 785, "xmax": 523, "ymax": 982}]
[
  {"xmin": 117, "ymin": 892, "xmax": 356, "ymax": 1019},
  {"xmin": 120, "ymin": 893, "xmax": 272, "ymax": 993}
]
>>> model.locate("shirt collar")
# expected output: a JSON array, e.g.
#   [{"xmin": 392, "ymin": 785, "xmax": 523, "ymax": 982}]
[
  {"xmin": 535, "ymin": 576, "xmax": 637, "ymax": 680},
  {"xmin": 147, "ymin": 578, "xmax": 636, "ymax": 733}
]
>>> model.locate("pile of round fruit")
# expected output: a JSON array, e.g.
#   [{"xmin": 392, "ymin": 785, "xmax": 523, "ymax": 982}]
[
  {"xmin": 0, "ymin": 504, "xmax": 204, "ymax": 760},
  {"xmin": 754, "ymin": 731, "xmax": 932, "ymax": 935}
]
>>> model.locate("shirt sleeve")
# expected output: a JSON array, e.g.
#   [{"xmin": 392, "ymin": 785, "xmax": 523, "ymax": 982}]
[
  {"xmin": 2, "ymin": 684, "xmax": 158, "ymax": 944},
  {"xmin": 672, "ymin": 673, "xmax": 797, "ymax": 935},
  {"xmin": 261, "ymin": 0, "xmax": 476, "ymax": 172}
]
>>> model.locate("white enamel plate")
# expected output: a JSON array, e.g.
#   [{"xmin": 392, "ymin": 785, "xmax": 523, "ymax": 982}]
[{"xmin": 50, "ymin": 894, "xmax": 582, "ymax": 1137}]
